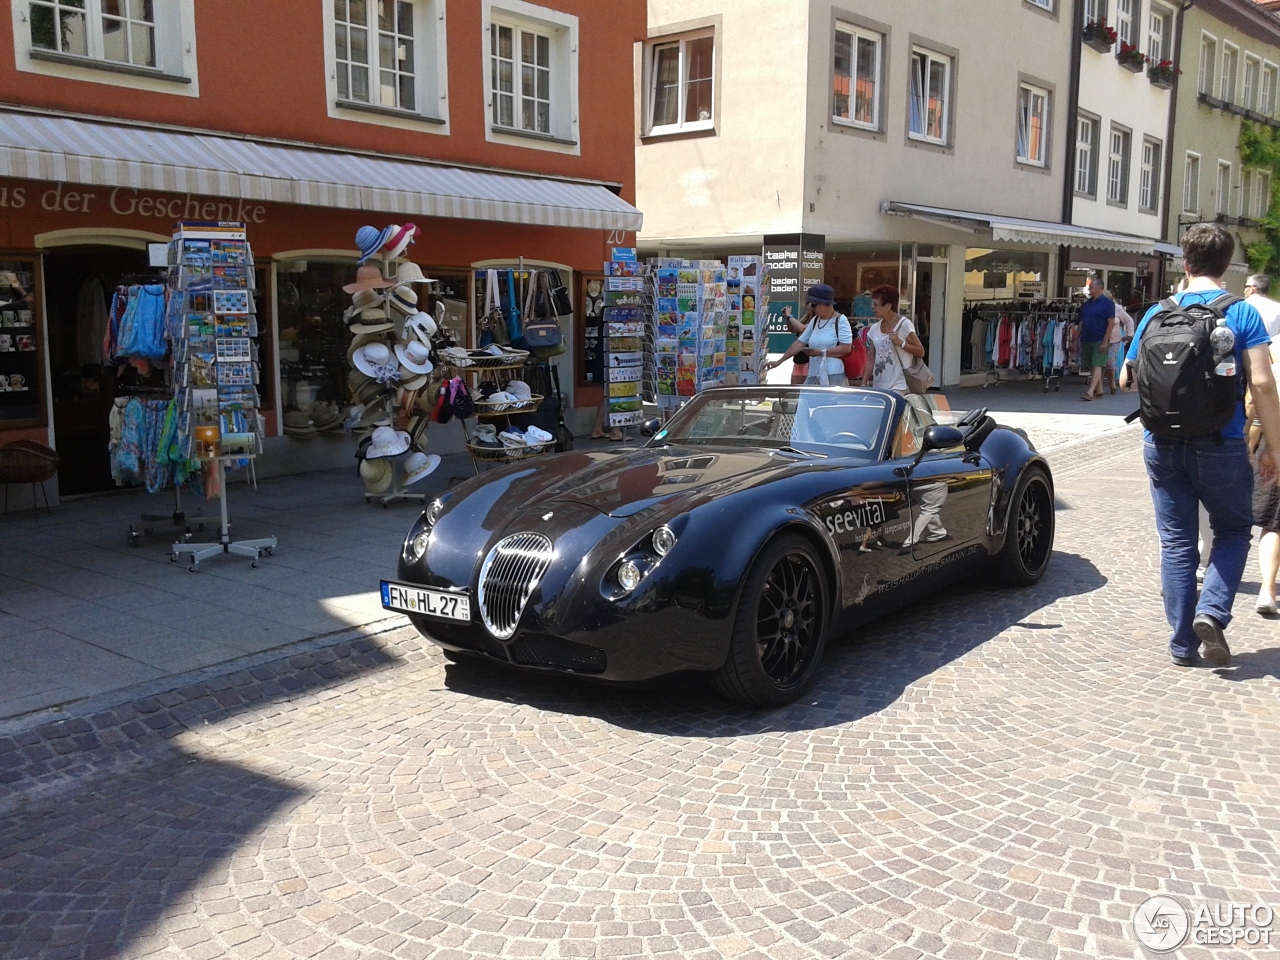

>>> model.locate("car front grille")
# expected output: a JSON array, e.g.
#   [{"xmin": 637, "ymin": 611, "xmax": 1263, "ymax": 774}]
[{"xmin": 477, "ymin": 532, "xmax": 555, "ymax": 640}]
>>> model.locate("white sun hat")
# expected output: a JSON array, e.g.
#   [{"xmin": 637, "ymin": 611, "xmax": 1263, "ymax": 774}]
[
  {"xmin": 403, "ymin": 451, "xmax": 442, "ymax": 486},
  {"xmin": 395, "ymin": 337, "xmax": 434, "ymax": 375},
  {"xmin": 405, "ymin": 311, "xmax": 438, "ymax": 344},
  {"xmin": 366, "ymin": 424, "xmax": 411, "ymax": 460},
  {"xmin": 352, "ymin": 341, "xmax": 401, "ymax": 382}
]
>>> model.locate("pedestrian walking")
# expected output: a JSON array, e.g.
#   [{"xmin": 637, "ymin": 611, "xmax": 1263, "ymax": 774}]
[
  {"xmin": 862, "ymin": 285, "xmax": 926, "ymax": 394},
  {"xmin": 1249, "ymin": 340, "xmax": 1280, "ymax": 615},
  {"xmin": 761, "ymin": 284, "xmax": 852, "ymax": 385},
  {"xmin": 1103, "ymin": 292, "xmax": 1135, "ymax": 395},
  {"xmin": 1079, "ymin": 276, "xmax": 1116, "ymax": 401},
  {"xmin": 1120, "ymin": 223, "xmax": 1280, "ymax": 667},
  {"xmin": 1244, "ymin": 273, "xmax": 1280, "ymax": 338}
]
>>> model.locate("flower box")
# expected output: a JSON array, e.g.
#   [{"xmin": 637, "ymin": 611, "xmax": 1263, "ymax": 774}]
[
  {"xmin": 1085, "ymin": 34, "xmax": 1115, "ymax": 53},
  {"xmin": 1117, "ymin": 44, "xmax": 1147, "ymax": 72},
  {"xmin": 1083, "ymin": 19, "xmax": 1118, "ymax": 53},
  {"xmin": 1149, "ymin": 60, "xmax": 1180, "ymax": 89},
  {"xmin": 1150, "ymin": 74, "xmax": 1174, "ymax": 90}
]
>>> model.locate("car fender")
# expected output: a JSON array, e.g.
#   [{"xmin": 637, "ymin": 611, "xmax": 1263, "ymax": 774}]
[{"xmin": 982, "ymin": 429, "xmax": 1052, "ymax": 542}]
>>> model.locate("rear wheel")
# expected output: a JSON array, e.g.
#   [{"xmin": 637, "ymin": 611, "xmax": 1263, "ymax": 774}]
[
  {"xmin": 713, "ymin": 535, "xmax": 829, "ymax": 707},
  {"xmin": 996, "ymin": 466, "xmax": 1054, "ymax": 586}
]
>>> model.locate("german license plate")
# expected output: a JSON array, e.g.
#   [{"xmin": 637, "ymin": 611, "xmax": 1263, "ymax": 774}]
[{"xmin": 380, "ymin": 580, "xmax": 471, "ymax": 622}]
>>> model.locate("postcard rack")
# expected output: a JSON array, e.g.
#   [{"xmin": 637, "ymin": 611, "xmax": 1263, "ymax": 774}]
[{"xmin": 165, "ymin": 221, "xmax": 276, "ymax": 571}]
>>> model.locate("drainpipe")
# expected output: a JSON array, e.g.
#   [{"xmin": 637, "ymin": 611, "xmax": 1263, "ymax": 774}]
[
  {"xmin": 1060, "ymin": 0, "xmax": 1084, "ymax": 296},
  {"xmin": 1161, "ymin": 0, "xmax": 1195, "ymax": 294}
]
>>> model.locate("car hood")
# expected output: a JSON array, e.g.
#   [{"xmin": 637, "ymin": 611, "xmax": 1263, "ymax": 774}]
[{"xmin": 512, "ymin": 444, "xmax": 794, "ymax": 518}]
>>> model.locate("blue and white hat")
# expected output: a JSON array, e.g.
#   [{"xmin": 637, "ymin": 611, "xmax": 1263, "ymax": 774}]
[{"xmin": 355, "ymin": 225, "xmax": 396, "ymax": 264}]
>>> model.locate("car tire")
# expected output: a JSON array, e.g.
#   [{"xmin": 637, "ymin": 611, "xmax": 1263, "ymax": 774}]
[
  {"xmin": 995, "ymin": 465, "xmax": 1054, "ymax": 586},
  {"xmin": 712, "ymin": 534, "xmax": 829, "ymax": 708}
]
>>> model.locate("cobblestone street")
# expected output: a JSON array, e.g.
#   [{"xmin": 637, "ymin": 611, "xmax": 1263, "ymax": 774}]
[{"xmin": 2, "ymin": 427, "xmax": 1279, "ymax": 960}]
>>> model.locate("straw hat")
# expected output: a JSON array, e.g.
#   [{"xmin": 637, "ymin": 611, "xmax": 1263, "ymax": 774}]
[
  {"xmin": 366, "ymin": 424, "xmax": 411, "ymax": 460},
  {"xmin": 394, "ymin": 261, "xmax": 436, "ymax": 285},
  {"xmin": 359, "ymin": 456, "xmax": 394, "ymax": 493},
  {"xmin": 352, "ymin": 342, "xmax": 401, "ymax": 381},
  {"xmin": 395, "ymin": 338, "xmax": 434, "ymax": 375}
]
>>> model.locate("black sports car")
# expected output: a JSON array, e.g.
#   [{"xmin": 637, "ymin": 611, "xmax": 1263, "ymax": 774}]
[{"xmin": 381, "ymin": 386, "xmax": 1054, "ymax": 707}]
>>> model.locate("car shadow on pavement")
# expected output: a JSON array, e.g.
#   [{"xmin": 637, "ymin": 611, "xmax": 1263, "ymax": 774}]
[
  {"xmin": 442, "ymin": 549, "xmax": 1106, "ymax": 736},
  {"xmin": 0, "ymin": 636, "xmax": 400, "ymax": 960}
]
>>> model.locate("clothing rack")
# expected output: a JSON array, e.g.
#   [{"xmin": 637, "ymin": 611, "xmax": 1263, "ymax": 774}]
[{"xmin": 963, "ymin": 299, "xmax": 1082, "ymax": 391}]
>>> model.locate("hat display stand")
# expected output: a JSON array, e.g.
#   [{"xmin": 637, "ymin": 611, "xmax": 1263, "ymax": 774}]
[
  {"xmin": 165, "ymin": 222, "xmax": 277, "ymax": 571},
  {"xmin": 345, "ymin": 224, "xmax": 440, "ymax": 507},
  {"xmin": 456, "ymin": 259, "xmax": 556, "ymax": 472}
]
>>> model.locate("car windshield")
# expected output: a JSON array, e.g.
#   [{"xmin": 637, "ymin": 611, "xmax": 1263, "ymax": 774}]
[{"xmin": 650, "ymin": 387, "xmax": 892, "ymax": 458}]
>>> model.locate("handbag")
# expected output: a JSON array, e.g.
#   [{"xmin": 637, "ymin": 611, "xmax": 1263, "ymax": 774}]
[
  {"xmin": 504, "ymin": 269, "xmax": 523, "ymax": 345},
  {"xmin": 548, "ymin": 269, "xmax": 574, "ymax": 317},
  {"xmin": 523, "ymin": 272, "xmax": 566, "ymax": 358},
  {"xmin": 843, "ymin": 326, "xmax": 868, "ymax": 381},
  {"xmin": 893, "ymin": 318, "xmax": 935, "ymax": 394},
  {"xmin": 480, "ymin": 269, "xmax": 506, "ymax": 347}
]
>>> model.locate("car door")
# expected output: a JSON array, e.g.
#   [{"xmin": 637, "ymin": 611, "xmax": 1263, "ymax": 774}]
[{"xmin": 898, "ymin": 404, "xmax": 994, "ymax": 562}]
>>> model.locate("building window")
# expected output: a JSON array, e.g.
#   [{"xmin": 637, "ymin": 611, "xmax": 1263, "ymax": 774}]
[
  {"xmin": 1184, "ymin": 152, "xmax": 1200, "ymax": 212},
  {"xmin": 29, "ymin": 0, "xmax": 158, "ymax": 67},
  {"xmin": 1016, "ymin": 83, "xmax": 1049, "ymax": 166},
  {"xmin": 833, "ymin": 24, "xmax": 882, "ymax": 131},
  {"xmin": 1084, "ymin": 0, "xmax": 1107, "ymax": 25},
  {"xmin": 1076, "ymin": 114, "xmax": 1099, "ymax": 197},
  {"xmin": 334, "ymin": 0, "xmax": 420, "ymax": 111},
  {"xmin": 1262, "ymin": 63, "xmax": 1279, "ymax": 116},
  {"xmin": 1243, "ymin": 169, "xmax": 1254, "ymax": 219},
  {"xmin": 648, "ymin": 32, "xmax": 714, "ymax": 135},
  {"xmin": 1199, "ymin": 34, "xmax": 1217, "ymax": 96},
  {"xmin": 1107, "ymin": 125, "xmax": 1131, "ymax": 204},
  {"xmin": 491, "ymin": 22, "xmax": 551, "ymax": 133},
  {"xmin": 1222, "ymin": 43, "xmax": 1239, "ymax": 103},
  {"xmin": 1148, "ymin": 3, "xmax": 1173, "ymax": 63},
  {"xmin": 1244, "ymin": 54, "xmax": 1261, "ymax": 111},
  {"xmin": 1116, "ymin": 0, "xmax": 1135, "ymax": 47},
  {"xmin": 1025, "ymin": 0, "xmax": 1054, "ymax": 9},
  {"xmin": 1216, "ymin": 160, "xmax": 1232, "ymax": 215},
  {"xmin": 1258, "ymin": 171, "xmax": 1272, "ymax": 218},
  {"xmin": 1139, "ymin": 138, "xmax": 1161, "ymax": 213},
  {"xmin": 909, "ymin": 48, "xmax": 952, "ymax": 145}
]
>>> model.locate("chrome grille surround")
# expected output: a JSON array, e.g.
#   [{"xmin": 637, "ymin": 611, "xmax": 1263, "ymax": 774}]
[{"xmin": 477, "ymin": 532, "xmax": 555, "ymax": 640}]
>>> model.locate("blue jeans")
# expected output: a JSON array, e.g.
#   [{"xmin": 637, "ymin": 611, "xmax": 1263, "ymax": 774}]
[{"xmin": 1143, "ymin": 438, "xmax": 1254, "ymax": 657}]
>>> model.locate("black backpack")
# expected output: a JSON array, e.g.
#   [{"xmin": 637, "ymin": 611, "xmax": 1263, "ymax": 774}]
[{"xmin": 1135, "ymin": 292, "xmax": 1242, "ymax": 438}]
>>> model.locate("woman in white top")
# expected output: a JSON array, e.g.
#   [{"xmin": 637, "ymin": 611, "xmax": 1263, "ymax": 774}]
[
  {"xmin": 862, "ymin": 285, "xmax": 926, "ymax": 394},
  {"xmin": 761, "ymin": 284, "xmax": 852, "ymax": 385}
]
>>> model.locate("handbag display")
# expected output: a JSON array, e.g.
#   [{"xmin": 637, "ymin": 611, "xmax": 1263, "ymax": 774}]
[{"xmin": 480, "ymin": 269, "xmax": 506, "ymax": 347}]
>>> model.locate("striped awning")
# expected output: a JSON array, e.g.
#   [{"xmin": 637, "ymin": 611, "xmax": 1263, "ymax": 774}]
[
  {"xmin": 882, "ymin": 200, "xmax": 1162, "ymax": 255},
  {"xmin": 0, "ymin": 109, "xmax": 643, "ymax": 232}
]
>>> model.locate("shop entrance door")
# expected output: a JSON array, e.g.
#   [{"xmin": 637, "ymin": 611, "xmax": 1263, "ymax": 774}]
[
  {"xmin": 914, "ymin": 254, "xmax": 948, "ymax": 382},
  {"xmin": 44, "ymin": 246, "xmax": 150, "ymax": 495}
]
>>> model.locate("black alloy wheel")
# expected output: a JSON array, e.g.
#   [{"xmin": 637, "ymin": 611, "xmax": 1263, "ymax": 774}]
[
  {"xmin": 713, "ymin": 534, "xmax": 829, "ymax": 707},
  {"xmin": 996, "ymin": 467, "xmax": 1054, "ymax": 586},
  {"xmin": 757, "ymin": 552, "xmax": 820, "ymax": 685}
]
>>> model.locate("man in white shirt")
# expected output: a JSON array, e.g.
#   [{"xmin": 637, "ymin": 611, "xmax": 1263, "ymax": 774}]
[
  {"xmin": 1245, "ymin": 273, "xmax": 1280, "ymax": 338},
  {"xmin": 1103, "ymin": 291, "xmax": 1136, "ymax": 395}
]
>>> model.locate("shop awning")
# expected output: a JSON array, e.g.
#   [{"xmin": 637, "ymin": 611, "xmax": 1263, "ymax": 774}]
[
  {"xmin": 882, "ymin": 201, "xmax": 1163, "ymax": 255},
  {"xmin": 0, "ymin": 109, "xmax": 643, "ymax": 232}
]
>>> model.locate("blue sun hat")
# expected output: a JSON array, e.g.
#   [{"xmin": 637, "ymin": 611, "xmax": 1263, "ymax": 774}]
[{"xmin": 355, "ymin": 225, "xmax": 396, "ymax": 264}]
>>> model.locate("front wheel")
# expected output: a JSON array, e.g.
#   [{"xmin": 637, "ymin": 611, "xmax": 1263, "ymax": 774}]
[
  {"xmin": 995, "ymin": 466, "xmax": 1054, "ymax": 586},
  {"xmin": 712, "ymin": 534, "xmax": 829, "ymax": 707}
]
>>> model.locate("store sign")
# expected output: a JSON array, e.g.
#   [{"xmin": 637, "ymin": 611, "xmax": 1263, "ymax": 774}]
[
  {"xmin": 1016, "ymin": 280, "xmax": 1046, "ymax": 299},
  {"xmin": 0, "ymin": 178, "xmax": 267, "ymax": 224},
  {"xmin": 762, "ymin": 233, "xmax": 824, "ymax": 351}
]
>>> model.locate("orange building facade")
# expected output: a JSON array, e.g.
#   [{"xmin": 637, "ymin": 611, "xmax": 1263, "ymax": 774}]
[{"xmin": 0, "ymin": 0, "xmax": 643, "ymax": 497}]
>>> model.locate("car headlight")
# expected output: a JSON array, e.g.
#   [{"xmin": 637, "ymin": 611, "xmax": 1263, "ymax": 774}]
[
  {"xmin": 403, "ymin": 527, "xmax": 431, "ymax": 565},
  {"xmin": 425, "ymin": 498, "xmax": 445, "ymax": 526},
  {"xmin": 617, "ymin": 560, "xmax": 642, "ymax": 592},
  {"xmin": 652, "ymin": 524, "xmax": 676, "ymax": 557}
]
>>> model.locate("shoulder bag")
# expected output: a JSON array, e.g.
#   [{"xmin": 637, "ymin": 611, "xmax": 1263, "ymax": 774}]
[
  {"xmin": 522, "ymin": 271, "xmax": 566, "ymax": 358},
  {"xmin": 894, "ymin": 318, "xmax": 935, "ymax": 394}
]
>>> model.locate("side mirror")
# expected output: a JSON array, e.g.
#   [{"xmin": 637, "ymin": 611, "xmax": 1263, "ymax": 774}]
[
  {"xmin": 639, "ymin": 418, "xmax": 663, "ymax": 438},
  {"xmin": 922, "ymin": 424, "xmax": 964, "ymax": 451}
]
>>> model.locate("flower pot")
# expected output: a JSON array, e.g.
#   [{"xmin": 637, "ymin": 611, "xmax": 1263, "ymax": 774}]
[
  {"xmin": 1085, "ymin": 36, "xmax": 1114, "ymax": 53},
  {"xmin": 1150, "ymin": 74, "xmax": 1174, "ymax": 90},
  {"xmin": 1118, "ymin": 55, "xmax": 1145, "ymax": 73}
]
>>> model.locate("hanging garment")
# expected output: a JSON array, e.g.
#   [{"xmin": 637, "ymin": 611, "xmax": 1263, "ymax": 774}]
[
  {"xmin": 76, "ymin": 277, "xmax": 108, "ymax": 367},
  {"xmin": 111, "ymin": 398, "xmax": 146, "ymax": 485},
  {"xmin": 117, "ymin": 284, "xmax": 168, "ymax": 360}
]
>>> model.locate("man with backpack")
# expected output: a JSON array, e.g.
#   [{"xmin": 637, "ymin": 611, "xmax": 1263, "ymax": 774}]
[{"xmin": 1120, "ymin": 223, "xmax": 1280, "ymax": 667}]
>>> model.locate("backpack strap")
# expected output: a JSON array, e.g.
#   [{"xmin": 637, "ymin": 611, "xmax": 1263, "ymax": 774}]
[{"xmin": 1208, "ymin": 291, "xmax": 1242, "ymax": 313}]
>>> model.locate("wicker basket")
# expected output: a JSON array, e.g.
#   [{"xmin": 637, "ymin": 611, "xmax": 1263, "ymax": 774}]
[
  {"xmin": 473, "ymin": 393, "xmax": 544, "ymax": 415},
  {"xmin": 440, "ymin": 347, "xmax": 530, "ymax": 370},
  {"xmin": 0, "ymin": 441, "xmax": 59, "ymax": 484},
  {"xmin": 466, "ymin": 439, "xmax": 555, "ymax": 461}
]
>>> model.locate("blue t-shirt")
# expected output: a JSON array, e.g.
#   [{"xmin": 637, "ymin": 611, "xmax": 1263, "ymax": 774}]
[
  {"xmin": 1079, "ymin": 295, "xmax": 1115, "ymax": 343},
  {"xmin": 1126, "ymin": 290, "xmax": 1271, "ymax": 440}
]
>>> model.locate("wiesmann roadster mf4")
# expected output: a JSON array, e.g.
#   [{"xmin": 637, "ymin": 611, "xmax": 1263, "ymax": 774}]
[{"xmin": 381, "ymin": 386, "xmax": 1054, "ymax": 707}]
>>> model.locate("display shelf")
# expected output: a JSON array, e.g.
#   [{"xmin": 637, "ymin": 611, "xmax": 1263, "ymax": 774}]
[
  {"xmin": 0, "ymin": 257, "xmax": 44, "ymax": 427},
  {"xmin": 473, "ymin": 394, "xmax": 543, "ymax": 416}
]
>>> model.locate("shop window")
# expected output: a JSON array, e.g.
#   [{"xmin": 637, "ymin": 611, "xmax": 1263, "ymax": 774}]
[
  {"xmin": 1262, "ymin": 62, "xmax": 1279, "ymax": 116},
  {"xmin": 1184, "ymin": 152, "xmax": 1200, "ymax": 212},
  {"xmin": 0, "ymin": 260, "xmax": 42, "ymax": 427},
  {"xmin": 1139, "ymin": 137, "xmax": 1161, "ymax": 213},
  {"xmin": 646, "ymin": 31, "xmax": 714, "ymax": 136},
  {"xmin": 908, "ymin": 48, "xmax": 952, "ymax": 146},
  {"xmin": 1222, "ymin": 43, "xmax": 1239, "ymax": 104},
  {"xmin": 1198, "ymin": 34, "xmax": 1217, "ymax": 96},
  {"xmin": 1025, "ymin": 0, "xmax": 1055, "ymax": 11},
  {"xmin": 833, "ymin": 23, "xmax": 882, "ymax": 132},
  {"xmin": 276, "ymin": 262, "xmax": 358, "ymax": 418},
  {"xmin": 1115, "ymin": 0, "xmax": 1135, "ymax": 47},
  {"xmin": 1216, "ymin": 160, "xmax": 1232, "ymax": 215},
  {"xmin": 1148, "ymin": 3, "xmax": 1172, "ymax": 64},
  {"xmin": 329, "ymin": 0, "xmax": 446, "ymax": 126},
  {"xmin": 1258, "ymin": 171, "xmax": 1272, "ymax": 219},
  {"xmin": 486, "ymin": 3, "xmax": 578, "ymax": 147},
  {"xmin": 1076, "ymin": 113, "xmax": 1099, "ymax": 197},
  {"xmin": 1244, "ymin": 54, "xmax": 1261, "ymax": 111},
  {"xmin": 1016, "ymin": 83, "xmax": 1050, "ymax": 167},
  {"xmin": 1107, "ymin": 124, "xmax": 1131, "ymax": 205}
]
